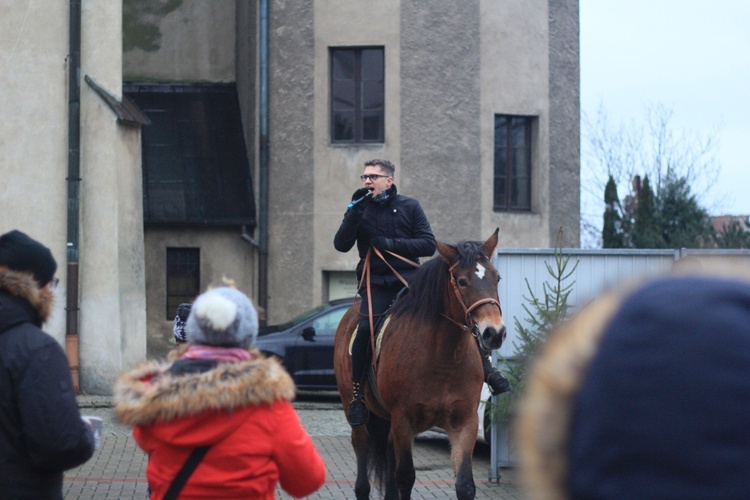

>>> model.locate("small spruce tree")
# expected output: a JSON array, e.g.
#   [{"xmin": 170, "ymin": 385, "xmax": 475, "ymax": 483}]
[{"xmin": 491, "ymin": 228, "xmax": 578, "ymax": 426}]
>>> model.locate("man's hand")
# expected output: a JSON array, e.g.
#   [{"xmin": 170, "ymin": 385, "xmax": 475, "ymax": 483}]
[
  {"xmin": 371, "ymin": 236, "xmax": 395, "ymax": 252},
  {"xmin": 351, "ymin": 187, "xmax": 371, "ymax": 202},
  {"xmin": 346, "ymin": 188, "xmax": 372, "ymax": 215}
]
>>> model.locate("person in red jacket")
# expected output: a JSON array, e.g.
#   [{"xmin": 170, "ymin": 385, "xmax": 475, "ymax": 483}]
[{"xmin": 115, "ymin": 285, "xmax": 326, "ymax": 499}]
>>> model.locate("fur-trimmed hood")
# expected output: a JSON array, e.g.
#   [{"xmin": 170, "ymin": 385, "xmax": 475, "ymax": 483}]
[
  {"xmin": 516, "ymin": 262, "xmax": 750, "ymax": 499},
  {"xmin": 0, "ymin": 266, "xmax": 53, "ymax": 329},
  {"xmin": 114, "ymin": 350, "xmax": 295, "ymax": 428}
]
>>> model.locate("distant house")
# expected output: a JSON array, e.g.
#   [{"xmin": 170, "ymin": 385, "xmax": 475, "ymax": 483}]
[{"xmin": 711, "ymin": 215, "xmax": 750, "ymax": 235}]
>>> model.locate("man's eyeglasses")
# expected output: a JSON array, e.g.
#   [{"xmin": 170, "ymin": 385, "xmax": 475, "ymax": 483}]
[
  {"xmin": 49, "ymin": 277, "xmax": 60, "ymax": 290},
  {"xmin": 360, "ymin": 174, "xmax": 389, "ymax": 182}
]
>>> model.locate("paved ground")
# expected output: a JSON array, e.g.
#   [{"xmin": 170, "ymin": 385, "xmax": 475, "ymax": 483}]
[{"xmin": 64, "ymin": 393, "xmax": 521, "ymax": 499}]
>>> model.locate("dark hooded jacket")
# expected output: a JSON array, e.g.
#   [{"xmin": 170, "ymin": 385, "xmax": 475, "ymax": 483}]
[
  {"xmin": 333, "ymin": 184, "xmax": 436, "ymax": 286},
  {"xmin": 0, "ymin": 267, "xmax": 94, "ymax": 500}
]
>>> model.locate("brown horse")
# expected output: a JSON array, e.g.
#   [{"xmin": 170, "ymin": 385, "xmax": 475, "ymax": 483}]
[{"xmin": 334, "ymin": 229, "xmax": 506, "ymax": 499}]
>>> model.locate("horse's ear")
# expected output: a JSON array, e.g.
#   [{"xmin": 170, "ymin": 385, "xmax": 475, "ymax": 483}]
[
  {"xmin": 481, "ymin": 228, "xmax": 500, "ymax": 259},
  {"xmin": 437, "ymin": 241, "xmax": 458, "ymax": 264}
]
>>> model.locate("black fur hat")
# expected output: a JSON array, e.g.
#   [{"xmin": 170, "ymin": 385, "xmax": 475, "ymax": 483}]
[{"xmin": 0, "ymin": 230, "xmax": 57, "ymax": 286}]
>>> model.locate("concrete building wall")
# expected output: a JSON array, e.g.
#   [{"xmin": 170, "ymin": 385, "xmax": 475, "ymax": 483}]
[
  {"xmin": 0, "ymin": 1, "xmax": 147, "ymax": 394},
  {"xmin": 106, "ymin": 1, "xmax": 578, "ymax": 331},
  {"xmin": 0, "ymin": 1, "xmax": 70, "ymax": 339},
  {"xmin": 401, "ymin": 1, "xmax": 483, "ymax": 245},
  {"xmin": 120, "ymin": 1, "xmax": 579, "ymax": 327},
  {"xmin": 480, "ymin": 0, "xmax": 551, "ymax": 247},
  {"xmin": 144, "ymin": 228, "xmax": 256, "ymax": 359},
  {"xmin": 265, "ymin": 1, "xmax": 317, "ymax": 323},
  {"xmin": 123, "ymin": 0, "xmax": 235, "ymax": 82},
  {"xmin": 548, "ymin": 0, "xmax": 581, "ymax": 247}
]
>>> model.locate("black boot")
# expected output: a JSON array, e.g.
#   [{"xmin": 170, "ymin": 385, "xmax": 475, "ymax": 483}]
[
  {"xmin": 480, "ymin": 350, "xmax": 512, "ymax": 396},
  {"xmin": 348, "ymin": 381, "xmax": 369, "ymax": 426}
]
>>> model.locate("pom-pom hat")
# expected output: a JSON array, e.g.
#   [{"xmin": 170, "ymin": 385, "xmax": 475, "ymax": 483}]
[{"xmin": 186, "ymin": 287, "xmax": 258, "ymax": 349}]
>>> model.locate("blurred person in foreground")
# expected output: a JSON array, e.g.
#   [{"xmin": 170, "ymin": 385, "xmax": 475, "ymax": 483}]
[
  {"xmin": 115, "ymin": 284, "xmax": 326, "ymax": 499},
  {"xmin": 0, "ymin": 229, "xmax": 95, "ymax": 499},
  {"xmin": 516, "ymin": 262, "xmax": 750, "ymax": 499}
]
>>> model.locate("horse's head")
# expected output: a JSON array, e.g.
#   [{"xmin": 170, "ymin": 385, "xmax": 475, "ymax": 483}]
[{"xmin": 438, "ymin": 228, "xmax": 506, "ymax": 351}]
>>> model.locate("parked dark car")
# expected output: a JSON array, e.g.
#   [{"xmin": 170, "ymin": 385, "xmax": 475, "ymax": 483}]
[{"xmin": 255, "ymin": 298, "xmax": 354, "ymax": 390}]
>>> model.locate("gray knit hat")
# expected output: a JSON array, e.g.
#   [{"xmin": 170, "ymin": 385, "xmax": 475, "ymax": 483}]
[{"xmin": 185, "ymin": 287, "xmax": 258, "ymax": 348}]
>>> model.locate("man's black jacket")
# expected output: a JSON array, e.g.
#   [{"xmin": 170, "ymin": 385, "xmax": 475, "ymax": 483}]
[{"xmin": 334, "ymin": 184, "xmax": 436, "ymax": 287}]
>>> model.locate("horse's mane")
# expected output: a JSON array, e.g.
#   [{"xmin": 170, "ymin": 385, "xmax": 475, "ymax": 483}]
[{"xmin": 389, "ymin": 240, "xmax": 486, "ymax": 323}]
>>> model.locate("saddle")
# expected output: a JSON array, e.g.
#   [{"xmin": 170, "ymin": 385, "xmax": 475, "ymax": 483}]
[{"xmin": 347, "ymin": 286, "xmax": 408, "ymax": 358}]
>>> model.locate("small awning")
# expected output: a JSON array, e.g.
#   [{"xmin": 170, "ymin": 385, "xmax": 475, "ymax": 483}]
[{"xmin": 124, "ymin": 83, "xmax": 256, "ymax": 227}]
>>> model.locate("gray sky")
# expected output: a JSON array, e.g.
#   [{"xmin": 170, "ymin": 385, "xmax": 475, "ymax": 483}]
[{"xmin": 580, "ymin": 0, "xmax": 750, "ymax": 216}]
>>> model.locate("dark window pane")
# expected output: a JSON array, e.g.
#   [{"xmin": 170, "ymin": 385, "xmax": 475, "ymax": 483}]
[
  {"xmin": 494, "ymin": 177, "xmax": 506, "ymax": 209},
  {"xmin": 494, "ymin": 114, "xmax": 533, "ymax": 212},
  {"xmin": 494, "ymin": 147, "xmax": 507, "ymax": 177},
  {"xmin": 361, "ymin": 49, "xmax": 383, "ymax": 79},
  {"xmin": 166, "ymin": 248, "xmax": 199, "ymax": 320},
  {"xmin": 333, "ymin": 111, "xmax": 354, "ymax": 141},
  {"xmin": 124, "ymin": 83, "xmax": 255, "ymax": 226},
  {"xmin": 512, "ymin": 148, "xmax": 529, "ymax": 177},
  {"xmin": 362, "ymin": 112, "xmax": 383, "ymax": 141},
  {"xmin": 361, "ymin": 80, "xmax": 384, "ymax": 109},
  {"xmin": 494, "ymin": 116, "xmax": 508, "ymax": 145},
  {"xmin": 511, "ymin": 119, "xmax": 527, "ymax": 147},
  {"xmin": 332, "ymin": 50, "xmax": 355, "ymax": 79},
  {"xmin": 516, "ymin": 177, "xmax": 530, "ymax": 209},
  {"xmin": 333, "ymin": 80, "xmax": 355, "ymax": 110},
  {"xmin": 330, "ymin": 46, "xmax": 384, "ymax": 143}
]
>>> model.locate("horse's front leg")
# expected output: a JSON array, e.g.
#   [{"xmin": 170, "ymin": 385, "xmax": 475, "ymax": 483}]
[
  {"xmin": 447, "ymin": 420, "xmax": 478, "ymax": 500},
  {"xmin": 351, "ymin": 425, "xmax": 371, "ymax": 500},
  {"xmin": 390, "ymin": 418, "xmax": 416, "ymax": 499}
]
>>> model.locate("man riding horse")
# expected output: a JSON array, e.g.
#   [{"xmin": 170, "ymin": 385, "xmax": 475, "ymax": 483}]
[{"xmin": 334, "ymin": 159, "xmax": 511, "ymax": 426}]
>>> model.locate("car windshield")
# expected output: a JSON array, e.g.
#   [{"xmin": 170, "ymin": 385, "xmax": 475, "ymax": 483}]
[{"xmin": 259, "ymin": 303, "xmax": 342, "ymax": 334}]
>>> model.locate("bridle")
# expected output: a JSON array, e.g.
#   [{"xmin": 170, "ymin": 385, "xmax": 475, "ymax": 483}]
[{"xmin": 442, "ymin": 259, "xmax": 503, "ymax": 342}]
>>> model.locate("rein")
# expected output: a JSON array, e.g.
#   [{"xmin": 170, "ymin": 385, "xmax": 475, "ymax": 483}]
[
  {"xmin": 441, "ymin": 260, "xmax": 502, "ymax": 340},
  {"xmin": 358, "ymin": 246, "xmax": 420, "ymax": 371}
]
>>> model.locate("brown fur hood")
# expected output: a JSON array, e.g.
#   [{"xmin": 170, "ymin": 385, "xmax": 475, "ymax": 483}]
[
  {"xmin": 114, "ymin": 350, "xmax": 296, "ymax": 427},
  {"xmin": 0, "ymin": 266, "xmax": 53, "ymax": 325},
  {"xmin": 515, "ymin": 262, "xmax": 750, "ymax": 499}
]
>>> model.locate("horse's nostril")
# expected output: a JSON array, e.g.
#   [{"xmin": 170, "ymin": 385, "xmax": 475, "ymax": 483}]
[{"xmin": 499, "ymin": 325, "xmax": 507, "ymax": 342}]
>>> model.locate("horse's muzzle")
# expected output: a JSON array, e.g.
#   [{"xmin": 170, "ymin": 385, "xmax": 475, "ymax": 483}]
[{"xmin": 478, "ymin": 324, "xmax": 506, "ymax": 351}]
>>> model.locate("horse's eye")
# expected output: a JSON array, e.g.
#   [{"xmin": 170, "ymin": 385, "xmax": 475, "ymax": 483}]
[
  {"xmin": 496, "ymin": 275, "xmax": 501, "ymax": 283},
  {"xmin": 457, "ymin": 278, "xmax": 469, "ymax": 287}
]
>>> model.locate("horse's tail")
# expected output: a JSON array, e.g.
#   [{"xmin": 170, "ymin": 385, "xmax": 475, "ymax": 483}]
[{"xmin": 366, "ymin": 412, "xmax": 392, "ymax": 491}]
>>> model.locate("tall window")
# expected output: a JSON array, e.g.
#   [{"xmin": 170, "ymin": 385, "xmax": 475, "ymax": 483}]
[
  {"xmin": 331, "ymin": 47, "xmax": 384, "ymax": 143},
  {"xmin": 166, "ymin": 248, "xmax": 200, "ymax": 320},
  {"xmin": 494, "ymin": 115, "xmax": 533, "ymax": 211}
]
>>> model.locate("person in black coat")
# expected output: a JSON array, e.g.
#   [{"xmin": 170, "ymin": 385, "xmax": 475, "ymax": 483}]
[
  {"xmin": 335, "ymin": 159, "xmax": 437, "ymax": 425},
  {"xmin": 0, "ymin": 230, "xmax": 95, "ymax": 499}
]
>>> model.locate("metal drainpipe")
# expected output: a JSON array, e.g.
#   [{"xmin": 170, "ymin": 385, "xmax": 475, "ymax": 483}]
[
  {"xmin": 66, "ymin": 0, "xmax": 82, "ymax": 393},
  {"xmin": 258, "ymin": 0, "xmax": 269, "ymax": 326}
]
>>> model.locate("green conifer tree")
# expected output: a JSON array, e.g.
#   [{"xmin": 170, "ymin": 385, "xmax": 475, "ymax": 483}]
[
  {"xmin": 603, "ymin": 175, "xmax": 624, "ymax": 248},
  {"xmin": 632, "ymin": 175, "xmax": 665, "ymax": 248}
]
